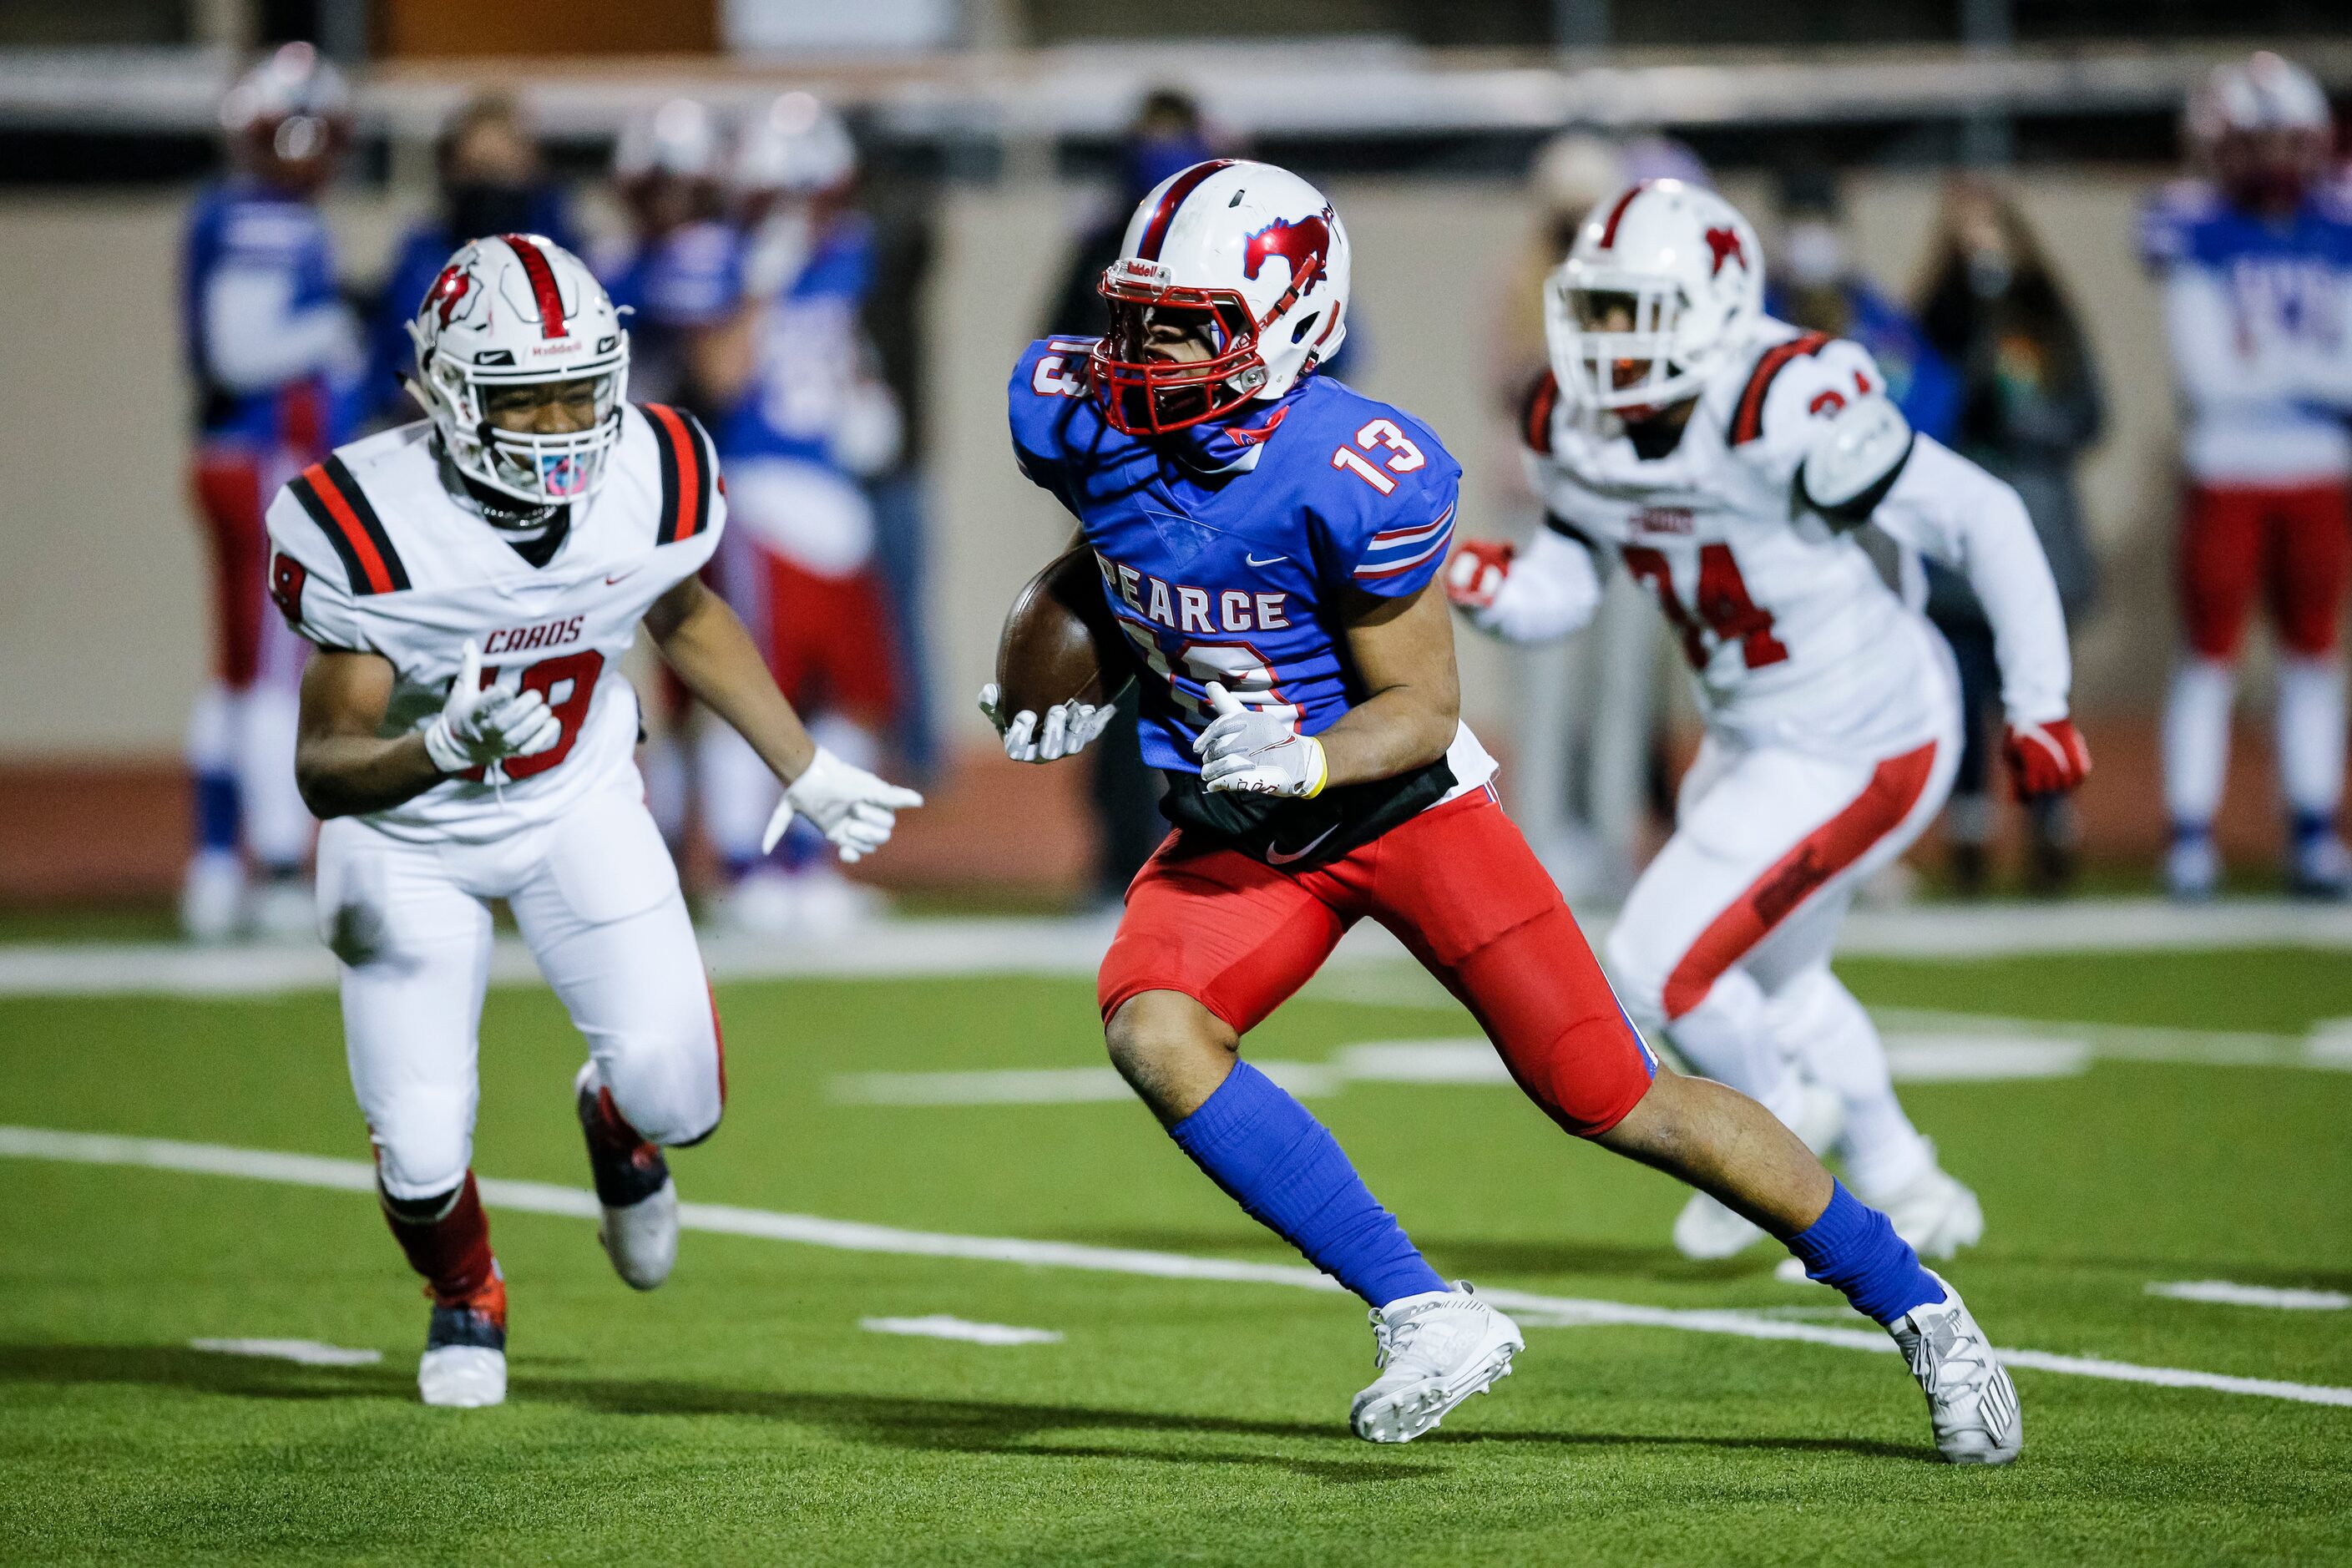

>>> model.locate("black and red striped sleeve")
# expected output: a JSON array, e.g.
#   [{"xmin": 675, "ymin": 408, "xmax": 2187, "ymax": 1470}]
[
  {"xmin": 285, "ymin": 456, "xmax": 410, "ymax": 595},
  {"xmin": 640, "ymin": 402, "xmax": 721, "ymax": 547},
  {"xmin": 1728, "ymin": 331, "xmax": 1832, "ymax": 447}
]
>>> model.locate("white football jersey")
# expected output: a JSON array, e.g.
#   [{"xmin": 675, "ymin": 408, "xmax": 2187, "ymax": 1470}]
[
  {"xmin": 1524, "ymin": 321, "xmax": 1969, "ymax": 756},
  {"xmin": 265, "ymin": 402, "xmax": 724, "ymax": 844}
]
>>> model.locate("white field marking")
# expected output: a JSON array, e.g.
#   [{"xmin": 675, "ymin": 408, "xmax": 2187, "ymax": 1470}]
[
  {"xmin": 860, "ymin": 1315, "xmax": 1064, "ymax": 1346},
  {"xmin": 2148, "ymin": 1281, "xmax": 2352, "ymax": 1311},
  {"xmin": 1871, "ymin": 1008, "xmax": 2352, "ymax": 1073},
  {"xmin": 189, "ymin": 1338, "xmax": 382, "ymax": 1367},
  {"xmin": 7, "ymin": 898, "xmax": 2352, "ymax": 999},
  {"xmin": 6, "ymin": 1125, "xmax": 2351, "ymax": 1411},
  {"xmin": 835, "ymin": 1060, "xmax": 1342, "ymax": 1106},
  {"xmin": 1880, "ymin": 1037, "xmax": 2092, "ymax": 1082}
]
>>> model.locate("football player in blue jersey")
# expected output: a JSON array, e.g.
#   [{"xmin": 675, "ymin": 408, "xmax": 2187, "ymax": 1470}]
[
  {"xmin": 180, "ymin": 43, "xmax": 362, "ymax": 940},
  {"xmin": 990, "ymin": 159, "xmax": 2023, "ymax": 1462}
]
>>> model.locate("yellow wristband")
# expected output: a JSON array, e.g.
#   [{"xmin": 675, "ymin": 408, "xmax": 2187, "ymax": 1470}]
[{"xmin": 1302, "ymin": 736, "xmax": 1329, "ymax": 799}]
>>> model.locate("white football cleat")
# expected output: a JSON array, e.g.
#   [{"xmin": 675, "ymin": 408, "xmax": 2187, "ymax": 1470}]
[
  {"xmin": 790, "ymin": 867, "xmax": 885, "ymax": 938},
  {"xmin": 575, "ymin": 1065, "xmax": 679, "ymax": 1291},
  {"xmin": 718, "ymin": 867, "xmax": 801, "ymax": 936},
  {"xmin": 2167, "ymin": 832, "xmax": 2218, "ymax": 903},
  {"xmin": 1857, "ymin": 1146, "xmax": 1985, "ymax": 1261},
  {"xmin": 1672, "ymin": 1082, "xmax": 1844, "ymax": 1261},
  {"xmin": 419, "ymin": 1344, "xmax": 506, "ymax": 1408},
  {"xmin": 1888, "ymin": 1272, "xmax": 2021, "ymax": 1465},
  {"xmin": 1349, "ymin": 1282, "xmax": 1524, "ymax": 1444},
  {"xmin": 180, "ymin": 850, "xmax": 245, "ymax": 943}
]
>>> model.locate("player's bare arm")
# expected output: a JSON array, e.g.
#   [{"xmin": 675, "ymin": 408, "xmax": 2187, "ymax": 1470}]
[
  {"xmin": 644, "ymin": 574, "xmax": 818, "ymax": 784},
  {"xmin": 1317, "ymin": 576, "xmax": 1459, "ymax": 786},
  {"xmin": 292, "ymin": 649, "xmax": 443, "ymax": 819}
]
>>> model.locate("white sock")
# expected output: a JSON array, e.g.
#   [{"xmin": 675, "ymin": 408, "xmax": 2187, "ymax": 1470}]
[
  {"xmin": 2277, "ymin": 655, "xmax": 2347, "ymax": 825},
  {"xmin": 1768, "ymin": 967, "xmax": 1930, "ymax": 1196},
  {"xmin": 235, "ymin": 685, "xmax": 311, "ymax": 871},
  {"xmin": 2162, "ymin": 658, "xmax": 2236, "ymax": 830},
  {"xmin": 1662, "ymin": 967, "xmax": 1809, "ymax": 1127},
  {"xmin": 696, "ymin": 722, "xmax": 781, "ymax": 868}
]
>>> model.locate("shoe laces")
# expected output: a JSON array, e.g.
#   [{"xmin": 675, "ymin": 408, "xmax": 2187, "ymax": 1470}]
[
  {"xmin": 1907, "ymin": 1303, "xmax": 1993, "ymax": 1405},
  {"xmin": 1368, "ymin": 1288, "xmax": 1476, "ymax": 1373}
]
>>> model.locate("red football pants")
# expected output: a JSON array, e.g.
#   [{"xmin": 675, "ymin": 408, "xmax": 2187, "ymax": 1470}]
[
  {"xmin": 190, "ymin": 451, "xmax": 271, "ymax": 687},
  {"xmin": 2179, "ymin": 481, "xmax": 2351, "ymax": 660},
  {"xmin": 1099, "ymin": 787, "xmax": 1658, "ymax": 1137}
]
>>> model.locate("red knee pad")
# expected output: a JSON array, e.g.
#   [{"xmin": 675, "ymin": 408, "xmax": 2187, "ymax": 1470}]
[{"xmin": 1449, "ymin": 903, "xmax": 1657, "ymax": 1137}]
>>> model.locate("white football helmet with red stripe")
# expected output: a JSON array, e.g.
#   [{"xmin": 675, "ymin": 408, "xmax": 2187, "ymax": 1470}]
[
  {"xmin": 1093, "ymin": 159, "xmax": 1351, "ymax": 434},
  {"xmin": 1545, "ymin": 179, "xmax": 1763, "ymax": 413},
  {"xmin": 406, "ymin": 233, "xmax": 630, "ymax": 516}
]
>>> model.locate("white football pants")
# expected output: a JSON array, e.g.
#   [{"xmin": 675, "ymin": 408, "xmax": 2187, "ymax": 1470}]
[
  {"xmin": 316, "ymin": 785, "xmax": 723, "ymax": 1201},
  {"xmin": 1604, "ymin": 704, "xmax": 1959, "ymax": 1195}
]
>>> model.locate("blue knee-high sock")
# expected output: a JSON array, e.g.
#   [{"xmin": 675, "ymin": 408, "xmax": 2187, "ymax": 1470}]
[
  {"xmin": 1168, "ymin": 1061, "xmax": 1446, "ymax": 1308},
  {"xmin": 1787, "ymin": 1181, "xmax": 1945, "ymax": 1325},
  {"xmin": 195, "ymin": 771, "xmax": 240, "ymax": 854}
]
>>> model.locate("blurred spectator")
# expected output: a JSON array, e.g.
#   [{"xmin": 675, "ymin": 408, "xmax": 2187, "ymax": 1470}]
[
  {"xmin": 364, "ymin": 94, "xmax": 574, "ymax": 430},
  {"xmin": 690, "ymin": 93, "xmax": 908, "ymax": 935},
  {"xmin": 598, "ymin": 98, "xmax": 737, "ymax": 413},
  {"xmin": 178, "ymin": 43, "xmax": 358, "ymax": 941},
  {"xmin": 1769, "ymin": 165, "xmax": 1963, "ymax": 446},
  {"xmin": 1041, "ymin": 88, "xmax": 1220, "ymax": 907},
  {"xmin": 2146, "ymin": 51, "xmax": 2352, "ymax": 900},
  {"xmin": 1916, "ymin": 175, "xmax": 2105, "ymax": 895}
]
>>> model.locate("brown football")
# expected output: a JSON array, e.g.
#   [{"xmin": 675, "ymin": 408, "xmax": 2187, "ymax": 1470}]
[{"xmin": 995, "ymin": 545, "xmax": 1136, "ymax": 716}]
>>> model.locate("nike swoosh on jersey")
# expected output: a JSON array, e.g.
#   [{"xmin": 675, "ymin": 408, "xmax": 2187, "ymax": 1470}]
[
  {"xmin": 1264, "ymin": 822, "xmax": 1340, "ymax": 865},
  {"xmin": 605, "ymin": 567, "xmax": 642, "ymax": 585},
  {"xmin": 1245, "ymin": 554, "xmax": 1287, "ymax": 568}
]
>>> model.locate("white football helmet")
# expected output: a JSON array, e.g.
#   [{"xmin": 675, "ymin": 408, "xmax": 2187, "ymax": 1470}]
[
  {"xmin": 2188, "ymin": 51, "xmax": 2334, "ymax": 209},
  {"xmin": 732, "ymin": 91, "xmax": 857, "ymax": 199},
  {"xmin": 1093, "ymin": 159, "xmax": 1350, "ymax": 434},
  {"xmin": 1545, "ymin": 178, "xmax": 1763, "ymax": 413},
  {"xmin": 406, "ymin": 234, "xmax": 630, "ymax": 516}
]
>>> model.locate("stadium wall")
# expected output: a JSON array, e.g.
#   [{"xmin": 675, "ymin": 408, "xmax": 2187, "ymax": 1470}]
[{"xmin": 0, "ymin": 169, "xmax": 2267, "ymax": 894}]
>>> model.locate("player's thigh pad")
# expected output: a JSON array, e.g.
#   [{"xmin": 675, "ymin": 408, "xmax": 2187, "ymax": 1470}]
[
  {"xmin": 1368, "ymin": 792, "xmax": 1656, "ymax": 1136},
  {"xmin": 316, "ymin": 818, "xmax": 495, "ymax": 1199},
  {"xmin": 1097, "ymin": 836, "xmax": 1348, "ymax": 1034},
  {"xmin": 513, "ymin": 792, "xmax": 721, "ymax": 1144}
]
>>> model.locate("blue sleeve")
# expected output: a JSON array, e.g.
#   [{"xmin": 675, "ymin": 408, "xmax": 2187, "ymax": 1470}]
[
  {"xmin": 638, "ymin": 223, "xmax": 744, "ymax": 326},
  {"xmin": 1311, "ymin": 404, "xmax": 1461, "ymax": 599},
  {"xmin": 2138, "ymin": 198, "xmax": 2188, "ymax": 274},
  {"xmin": 367, "ymin": 228, "xmax": 447, "ymax": 422},
  {"xmin": 1007, "ymin": 337, "xmax": 1095, "ymax": 515}
]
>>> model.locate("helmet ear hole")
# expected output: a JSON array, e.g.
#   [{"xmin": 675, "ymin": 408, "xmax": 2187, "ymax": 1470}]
[{"xmin": 1289, "ymin": 310, "xmax": 1320, "ymax": 345}]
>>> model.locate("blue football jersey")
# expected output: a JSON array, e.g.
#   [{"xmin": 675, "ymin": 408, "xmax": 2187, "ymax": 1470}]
[
  {"xmin": 1008, "ymin": 336, "xmax": 1460, "ymax": 776},
  {"xmin": 180, "ymin": 180, "xmax": 349, "ymax": 450},
  {"xmin": 717, "ymin": 215, "xmax": 882, "ymax": 468}
]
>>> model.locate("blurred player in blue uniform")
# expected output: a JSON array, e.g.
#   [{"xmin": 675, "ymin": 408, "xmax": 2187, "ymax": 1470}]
[
  {"xmin": 693, "ymin": 94, "xmax": 907, "ymax": 934},
  {"xmin": 988, "ymin": 159, "xmax": 2023, "ymax": 1462},
  {"xmin": 179, "ymin": 43, "xmax": 358, "ymax": 939},
  {"xmin": 362, "ymin": 94, "xmax": 574, "ymax": 430},
  {"xmin": 2145, "ymin": 52, "xmax": 2352, "ymax": 898}
]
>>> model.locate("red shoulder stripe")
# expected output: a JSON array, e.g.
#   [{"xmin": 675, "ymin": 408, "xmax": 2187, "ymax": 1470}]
[
  {"xmin": 291, "ymin": 461, "xmax": 402, "ymax": 594},
  {"xmin": 1520, "ymin": 369, "xmax": 1561, "ymax": 456},
  {"xmin": 1730, "ymin": 331, "xmax": 1831, "ymax": 446},
  {"xmin": 644, "ymin": 403, "xmax": 711, "ymax": 545}
]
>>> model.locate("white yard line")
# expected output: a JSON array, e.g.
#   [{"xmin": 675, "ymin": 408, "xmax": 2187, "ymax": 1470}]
[
  {"xmin": 188, "ymin": 1338, "xmax": 382, "ymax": 1366},
  {"xmin": 5, "ymin": 1123, "xmax": 2348, "ymax": 1411},
  {"xmin": 860, "ymin": 1316, "xmax": 1064, "ymax": 1346},
  {"xmin": 3, "ymin": 898, "xmax": 2349, "ymax": 999},
  {"xmin": 2148, "ymin": 1281, "xmax": 2352, "ymax": 1311}
]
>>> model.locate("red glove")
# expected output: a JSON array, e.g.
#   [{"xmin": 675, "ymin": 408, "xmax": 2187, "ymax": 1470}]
[
  {"xmin": 2004, "ymin": 717, "xmax": 2092, "ymax": 799},
  {"xmin": 1444, "ymin": 540, "xmax": 1515, "ymax": 610}
]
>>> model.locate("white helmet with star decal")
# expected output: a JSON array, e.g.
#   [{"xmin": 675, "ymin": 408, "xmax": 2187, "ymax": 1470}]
[
  {"xmin": 406, "ymin": 233, "xmax": 630, "ymax": 517},
  {"xmin": 1545, "ymin": 178, "xmax": 1763, "ymax": 413}
]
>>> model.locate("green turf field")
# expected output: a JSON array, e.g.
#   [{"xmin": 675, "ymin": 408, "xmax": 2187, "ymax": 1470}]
[{"xmin": 3, "ymin": 944, "xmax": 2349, "ymax": 1565}]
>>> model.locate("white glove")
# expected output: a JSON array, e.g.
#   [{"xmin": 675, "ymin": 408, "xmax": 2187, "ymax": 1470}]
[
  {"xmin": 1192, "ymin": 680, "xmax": 1328, "ymax": 798},
  {"xmin": 762, "ymin": 746, "xmax": 925, "ymax": 863},
  {"xmin": 423, "ymin": 639, "xmax": 563, "ymax": 775},
  {"xmin": 1446, "ymin": 529, "xmax": 1601, "ymax": 644},
  {"xmin": 978, "ymin": 682, "xmax": 1115, "ymax": 763}
]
